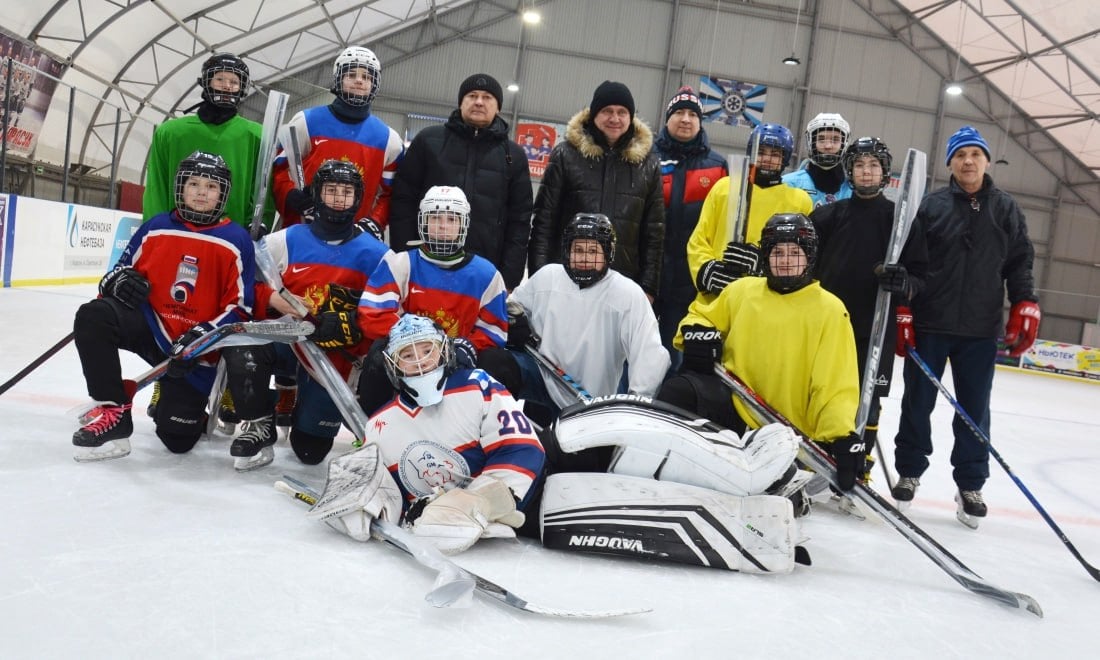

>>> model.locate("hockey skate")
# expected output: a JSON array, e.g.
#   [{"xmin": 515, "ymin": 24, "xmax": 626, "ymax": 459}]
[
  {"xmin": 230, "ymin": 416, "xmax": 277, "ymax": 472},
  {"xmin": 891, "ymin": 477, "xmax": 920, "ymax": 511},
  {"xmin": 955, "ymin": 490, "xmax": 987, "ymax": 530},
  {"xmin": 216, "ymin": 389, "xmax": 240, "ymax": 435},
  {"xmin": 73, "ymin": 402, "xmax": 133, "ymax": 462}
]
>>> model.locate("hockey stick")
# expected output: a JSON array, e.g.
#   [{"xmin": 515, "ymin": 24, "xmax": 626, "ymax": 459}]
[
  {"xmin": 726, "ymin": 131, "xmax": 759, "ymax": 245},
  {"xmin": 855, "ymin": 147, "xmax": 927, "ymax": 491},
  {"xmin": 250, "ymin": 90, "xmax": 288, "ymax": 240},
  {"xmin": 275, "ymin": 475, "xmax": 651, "ymax": 618},
  {"xmin": 0, "ymin": 331, "xmax": 74, "ymax": 396},
  {"xmin": 523, "ymin": 345, "xmax": 592, "ymax": 403},
  {"xmin": 906, "ymin": 347, "xmax": 1100, "ymax": 582},
  {"xmin": 714, "ymin": 364, "xmax": 1042, "ymax": 617}
]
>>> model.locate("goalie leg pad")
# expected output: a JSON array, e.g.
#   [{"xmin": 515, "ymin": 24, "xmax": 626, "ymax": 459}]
[
  {"xmin": 555, "ymin": 402, "xmax": 797, "ymax": 496},
  {"xmin": 540, "ymin": 472, "xmax": 802, "ymax": 574},
  {"xmin": 305, "ymin": 444, "xmax": 402, "ymax": 542}
]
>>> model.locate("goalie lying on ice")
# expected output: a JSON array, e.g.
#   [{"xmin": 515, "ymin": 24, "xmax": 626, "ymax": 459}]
[{"xmin": 307, "ymin": 316, "xmax": 807, "ymax": 573}]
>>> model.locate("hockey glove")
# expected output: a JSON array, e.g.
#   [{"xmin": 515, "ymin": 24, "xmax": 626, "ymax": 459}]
[
  {"xmin": 696, "ymin": 260, "xmax": 737, "ymax": 295},
  {"xmin": 874, "ymin": 262, "xmax": 911, "ymax": 297},
  {"xmin": 354, "ymin": 218, "xmax": 385, "ymax": 242},
  {"xmin": 826, "ymin": 432, "xmax": 867, "ymax": 492},
  {"xmin": 895, "ymin": 306, "xmax": 915, "ymax": 357},
  {"xmin": 167, "ymin": 322, "xmax": 216, "ymax": 377},
  {"xmin": 410, "ymin": 476, "xmax": 525, "ymax": 555},
  {"xmin": 452, "ymin": 337, "xmax": 478, "ymax": 370},
  {"xmin": 311, "ymin": 310, "xmax": 363, "ymax": 349},
  {"xmin": 680, "ymin": 324, "xmax": 723, "ymax": 374},
  {"xmin": 285, "ymin": 188, "xmax": 315, "ymax": 221},
  {"xmin": 99, "ymin": 266, "xmax": 151, "ymax": 310},
  {"xmin": 1004, "ymin": 300, "xmax": 1041, "ymax": 358},
  {"xmin": 722, "ymin": 241, "xmax": 761, "ymax": 277},
  {"xmin": 506, "ymin": 312, "xmax": 540, "ymax": 350},
  {"xmin": 322, "ymin": 283, "xmax": 363, "ymax": 314}
]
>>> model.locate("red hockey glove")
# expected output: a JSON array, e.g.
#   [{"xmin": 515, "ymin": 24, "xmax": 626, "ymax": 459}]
[
  {"xmin": 1004, "ymin": 301, "xmax": 1041, "ymax": 358},
  {"xmin": 895, "ymin": 306, "xmax": 915, "ymax": 357}
]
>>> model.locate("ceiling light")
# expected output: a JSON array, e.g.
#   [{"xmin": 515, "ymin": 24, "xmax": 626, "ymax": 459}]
[
  {"xmin": 782, "ymin": 55, "xmax": 801, "ymax": 66},
  {"xmin": 521, "ymin": 10, "xmax": 541, "ymax": 24},
  {"xmin": 995, "ymin": 157, "xmax": 1009, "ymax": 165},
  {"xmin": 506, "ymin": 82, "xmax": 520, "ymax": 92},
  {"xmin": 945, "ymin": 83, "xmax": 963, "ymax": 96}
]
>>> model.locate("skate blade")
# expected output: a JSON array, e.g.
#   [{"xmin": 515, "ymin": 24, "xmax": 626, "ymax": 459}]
[
  {"xmin": 74, "ymin": 438, "xmax": 132, "ymax": 463},
  {"xmin": 954, "ymin": 494, "xmax": 983, "ymax": 530},
  {"xmin": 234, "ymin": 446, "xmax": 275, "ymax": 472},
  {"xmin": 216, "ymin": 421, "xmax": 238, "ymax": 436}
]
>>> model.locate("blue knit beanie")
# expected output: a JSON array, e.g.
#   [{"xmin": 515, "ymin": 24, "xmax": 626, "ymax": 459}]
[{"xmin": 944, "ymin": 125, "xmax": 990, "ymax": 165}]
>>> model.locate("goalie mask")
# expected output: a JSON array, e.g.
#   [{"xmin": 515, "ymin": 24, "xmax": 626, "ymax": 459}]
[
  {"xmin": 311, "ymin": 159, "xmax": 364, "ymax": 232},
  {"xmin": 843, "ymin": 136, "xmax": 892, "ymax": 197},
  {"xmin": 331, "ymin": 46, "xmax": 380, "ymax": 108},
  {"xmin": 384, "ymin": 314, "xmax": 455, "ymax": 408},
  {"xmin": 174, "ymin": 151, "xmax": 232, "ymax": 225},
  {"xmin": 760, "ymin": 213, "xmax": 817, "ymax": 294},
  {"xmin": 805, "ymin": 112, "xmax": 850, "ymax": 169},
  {"xmin": 418, "ymin": 186, "xmax": 471, "ymax": 259},
  {"xmin": 562, "ymin": 213, "xmax": 616, "ymax": 288},
  {"xmin": 198, "ymin": 53, "xmax": 249, "ymax": 109}
]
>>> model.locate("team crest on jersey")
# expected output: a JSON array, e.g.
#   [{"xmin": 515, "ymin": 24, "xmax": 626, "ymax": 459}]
[
  {"xmin": 171, "ymin": 255, "xmax": 199, "ymax": 303},
  {"xmin": 302, "ymin": 283, "xmax": 327, "ymax": 315},
  {"xmin": 397, "ymin": 440, "xmax": 470, "ymax": 498},
  {"xmin": 699, "ymin": 176, "xmax": 712, "ymax": 188},
  {"xmin": 420, "ymin": 308, "xmax": 459, "ymax": 337}
]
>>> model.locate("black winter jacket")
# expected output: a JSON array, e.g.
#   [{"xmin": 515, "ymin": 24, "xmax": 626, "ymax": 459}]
[
  {"xmin": 527, "ymin": 109, "xmax": 665, "ymax": 296},
  {"xmin": 912, "ymin": 175, "xmax": 1036, "ymax": 338},
  {"xmin": 389, "ymin": 110, "xmax": 533, "ymax": 289}
]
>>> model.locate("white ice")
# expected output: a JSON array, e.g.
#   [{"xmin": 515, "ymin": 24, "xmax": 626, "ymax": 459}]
[{"xmin": 2, "ymin": 284, "xmax": 1097, "ymax": 659}]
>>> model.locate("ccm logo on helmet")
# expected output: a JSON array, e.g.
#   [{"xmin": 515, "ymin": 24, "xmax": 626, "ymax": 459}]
[{"xmin": 683, "ymin": 329, "xmax": 721, "ymax": 342}]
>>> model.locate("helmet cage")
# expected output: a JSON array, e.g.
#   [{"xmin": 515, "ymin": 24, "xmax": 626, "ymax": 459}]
[
  {"xmin": 311, "ymin": 160, "xmax": 364, "ymax": 226},
  {"xmin": 760, "ymin": 214, "xmax": 818, "ymax": 293},
  {"xmin": 843, "ymin": 137, "xmax": 893, "ymax": 196},
  {"xmin": 805, "ymin": 113, "xmax": 850, "ymax": 169},
  {"xmin": 198, "ymin": 54, "xmax": 249, "ymax": 108},
  {"xmin": 749, "ymin": 123, "xmax": 795, "ymax": 173},
  {"xmin": 331, "ymin": 47, "xmax": 381, "ymax": 107},
  {"xmin": 417, "ymin": 186, "xmax": 471, "ymax": 258},
  {"xmin": 174, "ymin": 151, "xmax": 232, "ymax": 225},
  {"xmin": 383, "ymin": 315, "xmax": 455, "ymax": 406},
  {"xmin": 561, "ymin": 213, "xmax": 617, "ymax": 287}
]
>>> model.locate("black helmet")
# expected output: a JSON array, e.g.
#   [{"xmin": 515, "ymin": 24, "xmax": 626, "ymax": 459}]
[
  {"xmin": 759, "ymin": 213, "xmax": 817, "ymax": 293},
  {"xmin": 843, "ymin": 137, "xmax": 892, "ymax": 196},
  {"xmin": 310, "ymin": 159, "xmax": 364, "ymax": 227},
  {"xmin": 198, "ymin": 53, "xmax": 249, "ymax": 108},
  {"xmin": 562, "ymin": 213, "xmax": 616, "ymax": 287},
  {"xmin": 174, "ymin": 151, "xmax": 232, "ymax": 225}
]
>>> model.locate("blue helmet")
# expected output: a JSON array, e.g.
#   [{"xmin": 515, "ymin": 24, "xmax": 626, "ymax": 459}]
[{"xmin": 748, "ymin": 123, "xmax": 796, "ymax": 170}]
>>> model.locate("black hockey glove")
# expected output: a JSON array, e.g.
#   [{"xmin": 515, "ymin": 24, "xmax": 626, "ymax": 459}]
[
  {"xmin": 722, "ymin": 241, "xmax": 761, "ymax": 277},
  {"xmin": 311, "ymin": 310, "xmax": 363, "ymax": 349},
  {"xmin": 680, "ymin": 324, "xmax": 723, "ymax": 374},
  {"xmin": 874, "ymin": 263, "xmax": 910, "ymax": 297},
  {"xmin": 322, "ymin": 283, "xmax": 363, "ymax": 314},
  {"xmin": 354, "ymin": 218, "xmax": 385, "ymax": 242},
  {"xmin": 167, "ymin": 322, "xmax": 216, "ymax": 378},
  {"xmin": 285, "ymin": 188, "xmax": 315, "ymax": 219},
  {"xmin": 99, "ymin": 266, "xmax": 151, "ymax": 310},
  {"xmin": 506, "ymin": 312, "xmax": 540, "ymax": 350},
  {"xmin": 826, "ymin": 432, "xmax": 867, "ymax": 492},
  {"xmin": 452, "ymin": 337, "xmax": 478, "ymax": 370},
  {"xmin": 696, "ymin": 260, "xmax": 737, "ymax": 295}
]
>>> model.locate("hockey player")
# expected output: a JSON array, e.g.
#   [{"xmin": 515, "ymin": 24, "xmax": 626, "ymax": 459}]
[
  {"xmin": 355, "ymin": 186, "xmax": 510, "ymax": 414},
  {"xmin": 505, "ymin": 213, "xmax": 669, "ymax": 417},
  {"xmin": 810, "ymin": 137, "xmax": 928, "ymax": 462},
  {"xmin": 688, "ymin": 123, "xmax": 813, "ymax": 301},
  {"xmin": 662, "ymin": 213, "xmax": 865, "ymax": 493},
  {"xmin": 272, "ymin": 46, "xmax": 404, "ymax": 233},
  {"xmin": 782, "ymin": 112, "xmax": 853, "ymax": 208},
  {"xmin": 72, "ymin": 152, "xmax": 255, "ymax": 462},
  {"xmin": 222, "ymin": 160, "xmax": 392, "ymax": 469},
  {"xmin": 307, "ymin": 320, "xmax": 806, "ymax": 572}
]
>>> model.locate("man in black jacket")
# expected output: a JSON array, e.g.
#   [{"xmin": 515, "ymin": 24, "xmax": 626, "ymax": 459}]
[
  {"xmin": 389, "ymin": 74, "xmax": 533, "ymax": 290},
  {"xmin": 527, "ymin": 81, "xmax": 665, "ymax": 301},
  {"xmin": 891, "ymin": 125, "xmax": 1040, "ymax": 529}
]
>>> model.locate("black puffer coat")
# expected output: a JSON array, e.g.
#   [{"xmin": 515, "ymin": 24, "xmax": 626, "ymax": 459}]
[
  {"xmin": 389, "ymin": 110, "xmax": 533, "ymax": 289},
  {"xmin": 527, "ymin": 109, "xmax": 664, "ymax": 296}
]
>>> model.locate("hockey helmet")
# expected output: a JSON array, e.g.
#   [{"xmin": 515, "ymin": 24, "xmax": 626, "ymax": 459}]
[
  {"xmin": 562, "ymin": 213, "xmax": 616, "ymax": 288},
  {"xmin": 311, "ymin": 159, "xmax": 364, "ymax": 227},
  {"xmin": 383, "ymin": 314, "xmax": 455, "ymax": 407},
  {"xmin": 417, "ymin": 186, "xmax": 471, "ymax": 258},
  {"xmin": 759, "ymin": 213, "xmax": 818, "ymax": 293},
  {"xmin": 805, "ymin": 112, "xmax": 850, "ymax": 169},
  {"xmin": 331, "ymin": 46, "xmax": 380, "ymax": 107},
  {"xmin": 198, "ymin": 53, "xmax": 249, "ymax": 108},
  {"xmin": 843, "ymin": 137, "xmax": 892, "ymax": 197},
  {"xmin": 748, "ymin": 123, "xmax": 796, "ymax": 171},
  {"xmin": 174, "ymin": 151, "xmax": 232, "ymax": 225}
]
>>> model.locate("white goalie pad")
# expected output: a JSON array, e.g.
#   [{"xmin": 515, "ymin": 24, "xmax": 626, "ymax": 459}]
[
  {"xmin": 305, "ymin": 444, "xmax": 402, "ymax": 542},
  {"xmin": 540, "ymin": 473, "xmax": 801, "ymax": 574},
  {"xmin": 552, "ymin": 400, "xmax": 798, "ymax": 496}
]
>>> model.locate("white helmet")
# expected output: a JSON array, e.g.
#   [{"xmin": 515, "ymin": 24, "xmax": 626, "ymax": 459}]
[
  {"xmin": 383, "ymin": 314, "xmax": 454, "ymax": 407},
  {"xmin": 417, "ymin": 186, "xmax": 471, "ymax": 258},
  {"xmin": 331, "ymin": 46, "xmax": 380, "ymax": 107},
  {"xmin": 805, "ymin": 112, "xmax": 850, "ymax": 169}
]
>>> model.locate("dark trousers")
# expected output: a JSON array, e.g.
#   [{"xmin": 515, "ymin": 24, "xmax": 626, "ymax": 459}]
[{"xmin": 894, "ymin": 332, "xmax": 995, "ymax": 491}]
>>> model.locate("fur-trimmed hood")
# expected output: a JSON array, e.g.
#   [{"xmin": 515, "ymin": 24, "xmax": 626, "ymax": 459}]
[{"xmin": 565, "ymin": 108, "xmax": 654, "ymax": 165}]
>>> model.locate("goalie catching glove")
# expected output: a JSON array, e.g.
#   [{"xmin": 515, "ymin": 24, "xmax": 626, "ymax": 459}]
[
  {"xmin": 407, "ymin": 476, "xmax": 525, "ymax": 555},
  {"xmin": 306, "ymin": 444, "xmax": 402, "ymax": 542}
]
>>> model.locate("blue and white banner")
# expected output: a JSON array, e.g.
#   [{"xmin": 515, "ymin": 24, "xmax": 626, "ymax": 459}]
[{"xmin": 698, "ymin": 76, "xmax": 767, "ymax": 128}]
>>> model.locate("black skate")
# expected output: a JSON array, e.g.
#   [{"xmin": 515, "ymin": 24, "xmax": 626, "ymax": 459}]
[
  {"xmin": 230, "ymin": 416, "xmax": 276, "ymax": 472},
  {"xmin": 955, "ymin": 490, "xmax": 987, "ymax": 529},
  {"xmin": 891, "ymin": 477, "xmax": 920, "ymax": 511},
  {"xmin": 73, "ymin": 403, "xmax": 133, "ymax": 462}
]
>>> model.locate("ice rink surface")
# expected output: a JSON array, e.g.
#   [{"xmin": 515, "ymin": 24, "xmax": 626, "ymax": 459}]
[{"xmin": 2, "ymin": 284, "xmax": 1097, "ymax": 659}]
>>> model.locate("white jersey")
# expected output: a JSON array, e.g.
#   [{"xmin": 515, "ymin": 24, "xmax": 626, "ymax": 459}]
[
  {"xmin": 364, "ymin": 368, "xmax": 545, "ymax": 506},
  {"xmin": 512, "ymin": 265, "xmax": 670, "ymax": 409}
]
